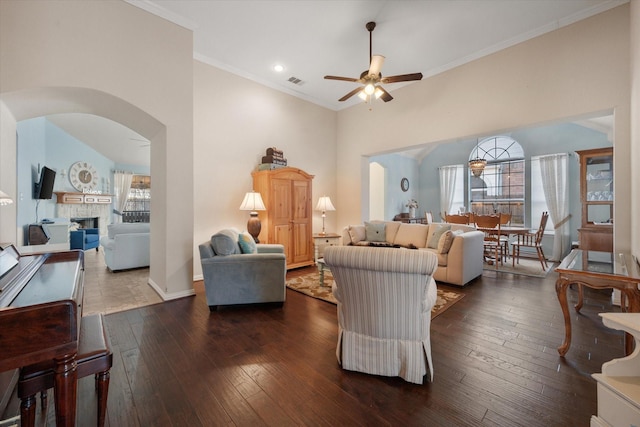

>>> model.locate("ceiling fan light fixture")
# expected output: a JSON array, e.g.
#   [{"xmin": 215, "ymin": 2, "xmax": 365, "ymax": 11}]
[
  {"xmin": 364, "ymin": 83, "xmax": 375, "ymax": 95},
  {"xmin": 324, "ymin": 21, "xmax": 422, "ymax": 104}
]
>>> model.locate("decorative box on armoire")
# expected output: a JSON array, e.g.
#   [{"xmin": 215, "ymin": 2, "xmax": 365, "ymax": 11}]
[{"xmin": 252, "ymin": 167, "xmax": 315, "ymax": 270}]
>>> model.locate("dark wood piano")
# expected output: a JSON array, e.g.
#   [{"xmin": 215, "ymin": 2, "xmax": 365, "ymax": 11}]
[{"xmin": 0, "ymin": 244, "xmax": 84, "ymax": 426}]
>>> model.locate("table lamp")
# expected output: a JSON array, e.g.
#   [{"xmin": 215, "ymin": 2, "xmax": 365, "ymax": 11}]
[
  {"xmin": 239, "ymin": 191, "xmax": 266, "ymax": 242},
  {"xmin": 315, "ymin": 196, "xmax": 335, "ymax": 236}
]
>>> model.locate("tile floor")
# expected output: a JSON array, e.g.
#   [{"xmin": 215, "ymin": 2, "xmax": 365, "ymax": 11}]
[{"xmin": 82, "ymin": 248, "xmax": 163, "ymax": 316}]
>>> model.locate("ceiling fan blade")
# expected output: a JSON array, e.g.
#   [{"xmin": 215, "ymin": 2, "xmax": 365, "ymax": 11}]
[
  {"xmin": 381, "ymin": 72, "xmax": 423, "ymax": 84},
  {"xmin": 324, "ymin": 75, "xmax": 359, "ymax": 82},
  {"xmin": 377, "ymin": 86, "xmax": 394, "ymax": 102},
  {"xmin": 368, "ymin": 55, "xmax": 385, "ymax": 77},
  {"xmin": 339, "ymin": 87, "xmax": 364, "ymax": 102}
]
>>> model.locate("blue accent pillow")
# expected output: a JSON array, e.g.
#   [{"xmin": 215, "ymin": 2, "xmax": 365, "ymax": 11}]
[
  {"xmin": 238, "ymin": 232, "xmax": 257, "ymax": 254},
  {"xmin": 364, "ymin": 221, "xmax": 386, "ymax": 242}
]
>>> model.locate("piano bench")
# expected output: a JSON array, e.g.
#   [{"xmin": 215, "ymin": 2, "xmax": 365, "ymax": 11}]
[{"xmin": 18, "ymin": 313, "xmax": 113, "ymax": 427}]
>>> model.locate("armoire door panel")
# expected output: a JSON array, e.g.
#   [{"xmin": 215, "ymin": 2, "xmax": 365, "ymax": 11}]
[
  {"xmin": 292, "ymin": 223, "xmax": 311, "ymax": 264},
  {"xmin": 292, "ymin": 180, "xmax": 310, "ymax": 220},
  {"xmin": 272, "ymin": 179, "xmax": 291, "ymax": 225}
]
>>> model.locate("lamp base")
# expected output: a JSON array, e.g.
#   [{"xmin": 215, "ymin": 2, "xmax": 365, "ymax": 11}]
[{"xmin": 247, "ymin": 213, "xmax": 261, "ymax": 243}]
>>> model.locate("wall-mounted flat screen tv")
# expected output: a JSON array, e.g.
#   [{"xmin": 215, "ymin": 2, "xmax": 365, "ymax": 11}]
[{"xmin": 34, "ymin": 166, "xmax": 56, "ymax": 200}]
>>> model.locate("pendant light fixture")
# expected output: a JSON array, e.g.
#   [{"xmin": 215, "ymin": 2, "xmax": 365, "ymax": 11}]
[{"xmin": 469, "ymin": 139, "xmax": 487, "ymax": 177}]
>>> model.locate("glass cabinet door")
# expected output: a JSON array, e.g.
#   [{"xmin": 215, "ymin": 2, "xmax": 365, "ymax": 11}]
[{"xmin": 577, "ymin": 147, "xmax": 613, "ymax": 227}]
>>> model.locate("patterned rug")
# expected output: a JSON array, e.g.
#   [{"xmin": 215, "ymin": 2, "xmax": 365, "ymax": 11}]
[
  {"xmin": 286, "ymin": 272, "xmax": 465, "ymax": 319},
  {"xmin": 482, "ymin": 255, "xmax": 554, "ymax": 278}
]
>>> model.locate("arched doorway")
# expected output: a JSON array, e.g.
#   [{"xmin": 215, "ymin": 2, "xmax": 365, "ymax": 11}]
[{"xmin": 0, "ymin": 87, "xmax": 172, "ymax": 295}]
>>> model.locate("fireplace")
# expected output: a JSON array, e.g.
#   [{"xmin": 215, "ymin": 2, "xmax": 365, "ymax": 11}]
[
  {"xmin": 56, "ymin": 203, "xmax": 110, "ymax": 236},
  {"xmin": 71, "ymin": 217, "xmax": 99, "ymax": 229}
]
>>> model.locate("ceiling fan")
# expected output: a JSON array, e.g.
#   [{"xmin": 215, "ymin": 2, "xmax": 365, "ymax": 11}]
[{"xmin": 324, "ymin": 21, "xmax": 423, "ymax": 103}]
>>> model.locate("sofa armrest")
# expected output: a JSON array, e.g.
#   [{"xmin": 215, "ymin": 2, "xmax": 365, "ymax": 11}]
[
  {"xmin": 69, "ymin": 230, "xmax": 85, "ymax": 247},
  {"xmin": 256, "ymin": 244, "xmax": 284, "ymax": 254},
  {"xmin": 445, "ymin": 230, "xmax": 484, "ymax": 285},
  {"xmin": 200, "ymin": 253, "xmax": 285, "ymax": 266},
  {"xmin": 85, "ymin": 228, "xmax": 99, "ymax": 236}
]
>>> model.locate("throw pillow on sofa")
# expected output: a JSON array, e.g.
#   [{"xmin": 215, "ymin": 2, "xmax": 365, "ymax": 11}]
[
  {"xmin": 238, "ymin": 232, "xmax": 257, "ymax": 254},
  {"xmin": 394, "ymin": 223, "xmax": 430, "ymax": 249},
  {"xmin": 364, "ymin": 221, "xmax": 386, "ymax": 242},
  {"xmin": 427, "ymin": 224, "xmax": 451, "ymax": 249},
  {"xmin": 211, "ymin": 229, "xmax": 241, "ymax": 255},
  {"xmin": 348, "ymin": 225, "xmax": 366, "ymax": 244},
  {"xmin": 437, "ymin": 230, "xmax": 454, "ymax": 254}
]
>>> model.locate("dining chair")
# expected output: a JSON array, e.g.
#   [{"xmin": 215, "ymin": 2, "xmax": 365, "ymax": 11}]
[
  {"xmin": 445, "ymin": 213, "xmax": 470, "ymax": 224},
  {"xmin": 474, "ymin": 214, "xmax": 504, "ymax": 268},
  {"xmin": 498, "ymin": 213, "xmax": 512, "ymax": 256},
  {"xmin": 511, "ymin": 211, "xmax": 549, "ymax": 271}
]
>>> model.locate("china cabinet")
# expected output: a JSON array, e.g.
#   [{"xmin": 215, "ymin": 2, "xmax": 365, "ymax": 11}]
[
  {"xmin": 576, "ymin": 147, "xmax": 613, "ymax": 252},
  {"xmin": 252, "ymin": 167, "xmax": 314, "ymax": 269}
]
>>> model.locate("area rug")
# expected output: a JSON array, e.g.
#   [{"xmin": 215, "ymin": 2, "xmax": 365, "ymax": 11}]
[
  {"xmin": 482, "ymin": 256, "xmax": 554, "ymax": 278},
  {"xmin": 286, "ymin": 272, "xmax": 465, "ymax": 319}
]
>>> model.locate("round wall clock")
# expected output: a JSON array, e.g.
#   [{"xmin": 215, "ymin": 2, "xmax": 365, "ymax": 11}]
[
  {"xmin": 69, "ymin": 161, "xmax": 99, "ymax": 192},
  {"xmin": 401, "ymin": 177, "xmax": 409, "ymax": 192}
]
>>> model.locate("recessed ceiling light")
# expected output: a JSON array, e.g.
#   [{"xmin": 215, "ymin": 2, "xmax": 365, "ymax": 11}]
[{"xmin": 273, "ymin": 64, "xmax": 284, "ymax": 72}]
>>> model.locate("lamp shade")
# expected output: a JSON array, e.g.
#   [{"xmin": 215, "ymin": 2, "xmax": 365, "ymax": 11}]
[
  {"xmin": 0, "ymin": 190, "xmax": 13, "ymax": 206},
  {"xmin": 315, "ymin": 196, "xmax": 335, "ymax": 212},
  {"xmin": 239, "ymin": 191, "xmax": 266, "ymax": 211}
]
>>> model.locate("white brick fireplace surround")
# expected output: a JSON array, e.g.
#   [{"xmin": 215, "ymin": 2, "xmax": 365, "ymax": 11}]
[{"xmin": 56, "ymin": 203, "xmax": 111, "ymax": 236}]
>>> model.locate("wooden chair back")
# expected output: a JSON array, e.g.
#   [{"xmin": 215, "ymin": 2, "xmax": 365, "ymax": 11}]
[
  {"xmin": 474, "ymin": 214, "xmax": 502, "ymax": 242},
  {"xmin": 533, "ymin": 211, "xmax": 549, "ymax": 244},
  {"xmin": 499, "ymin": 213, "xmax": 511, "ymax": 226},
  {"xmin": 445, "ymin": 213, "xmax": 470, "ymax": 224}
]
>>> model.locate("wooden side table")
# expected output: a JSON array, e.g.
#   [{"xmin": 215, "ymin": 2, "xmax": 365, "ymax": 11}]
[
  {"xmin": 312, "ymin": 233, "xmax": 341, "ymax": 263},
  {"xmin": 555, "ymin": 250, "xmax": 640, "ymax": 356}
]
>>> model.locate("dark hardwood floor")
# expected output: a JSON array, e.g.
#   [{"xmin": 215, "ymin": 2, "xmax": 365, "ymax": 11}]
[{"xmin": 12, "ymin": 267, "xmax": 625, "ymax": 426}]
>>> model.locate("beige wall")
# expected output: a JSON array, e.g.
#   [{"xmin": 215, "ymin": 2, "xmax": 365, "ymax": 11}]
[
  {"xmin": 336, "ymin": 4, "xmax": 635, "ymax": 253},
  {"xmin": 631, "ymin": 0, "xmax": 639, "ymax": 259},
  {"xmin": 193, "ymin": 60, "xmax": 337, "ymax": 278},
  {"xmin": 0, "ymin": 0, "xmax": 194, "ymax": 298}
]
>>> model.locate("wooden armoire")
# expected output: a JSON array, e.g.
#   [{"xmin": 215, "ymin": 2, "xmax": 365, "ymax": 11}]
[{"xmin": 252, "ymin": 167, "xmax": 315, "ymax": 269}]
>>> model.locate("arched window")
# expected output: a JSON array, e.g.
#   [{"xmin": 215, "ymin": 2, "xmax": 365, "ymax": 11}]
[{"xmin": 469, "ymin": 136, "xmax": 525, "ymax": 226}]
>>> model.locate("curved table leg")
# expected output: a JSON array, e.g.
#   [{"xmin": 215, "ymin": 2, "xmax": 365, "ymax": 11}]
[
  {"xmin": 556, "ymin": 277, "xmax": 572, "ymax": 356},
  {"xmin": 575, "ymin": 283, "xmax": 584, "ymax": 312}
]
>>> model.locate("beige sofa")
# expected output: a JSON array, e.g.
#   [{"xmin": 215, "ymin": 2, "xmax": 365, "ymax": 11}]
[{"xmin": 341, "ymin": 221, "xmax": 484, "ymax": 286}]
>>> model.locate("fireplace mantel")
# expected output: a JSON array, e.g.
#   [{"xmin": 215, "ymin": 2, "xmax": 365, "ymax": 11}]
[{"xmin": 55, "ymin": 192, "xmax": 113, "ymax": 204}]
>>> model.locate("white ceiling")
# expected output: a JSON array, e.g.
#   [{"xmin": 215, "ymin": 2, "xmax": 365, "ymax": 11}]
[
  {"xmin": 47, "ymin": 0, "xmax": 624, "ymax": 165},
  {"xmin": 131, "ymin": 0, "xmax": 625, "ymax": 110}
]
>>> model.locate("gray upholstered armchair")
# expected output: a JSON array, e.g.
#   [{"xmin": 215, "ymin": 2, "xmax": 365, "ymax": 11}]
[
  {"xmin": 324, "ymin": 245, "xmax": 438, "ymax": 384},
  {"xmin": 198, "ymin": 228, "xmax": 286, "ymax": 311}
]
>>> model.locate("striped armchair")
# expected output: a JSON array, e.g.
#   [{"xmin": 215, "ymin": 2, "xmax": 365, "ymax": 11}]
[{"xmin": 323, "ymin": 246, "xmax": 438, "ymax": 384}]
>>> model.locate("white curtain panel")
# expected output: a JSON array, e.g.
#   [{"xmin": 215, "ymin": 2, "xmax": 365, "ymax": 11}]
[
  {"xmin": 113, "ymin": 171, "xmax": 134, "ymax": 221},
  {"xmin": 539, "ymin": 153, "xmax": 570, "ymax": 261},
  {"xmin": 439, "ymin": 165, "xmax": 458, "ymax": 217}
]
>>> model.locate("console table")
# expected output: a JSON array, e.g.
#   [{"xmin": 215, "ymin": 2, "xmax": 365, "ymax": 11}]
[{"xmin": 555, "ymin": 250, "xmax": 640, "ymax": 356}]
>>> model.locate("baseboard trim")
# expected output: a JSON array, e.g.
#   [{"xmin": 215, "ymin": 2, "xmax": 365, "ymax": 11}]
[{"xmin": 147, "ymin": 277, "xmax": 196, "ymax": 301}]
